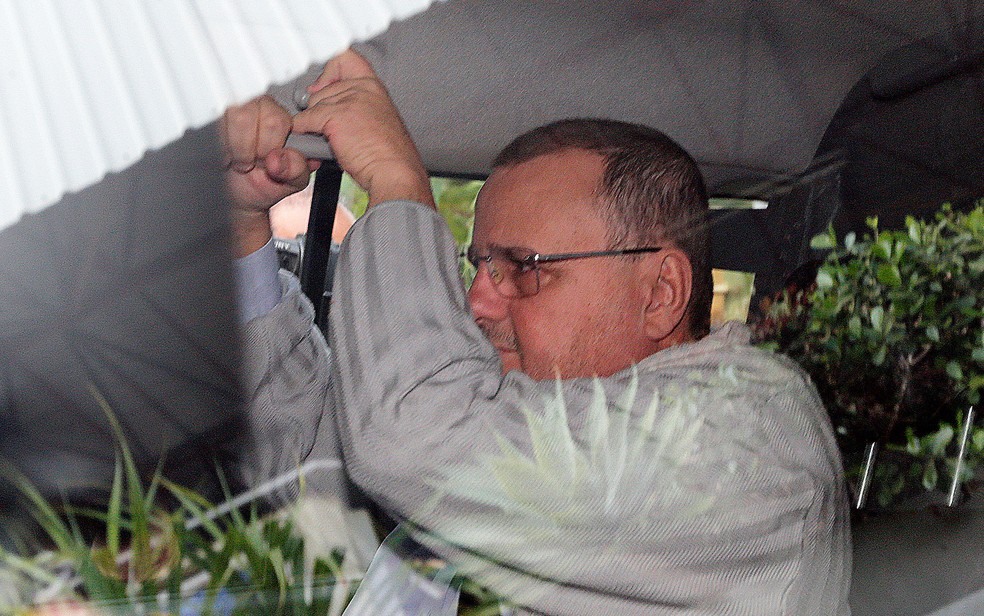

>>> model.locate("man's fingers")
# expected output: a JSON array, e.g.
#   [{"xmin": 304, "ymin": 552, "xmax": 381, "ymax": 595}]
[
  {"xmin": 222, "ymin": 94, "xmax": 315, "ymax": 216},
  {"xmin": 222, "ymin": 95, "xmax": 291, "ymax": 171},
  {"xmin": 304, "ymin": 76, "xmax": 383, "ymax": 113},
  {"xmin": 293, "ymin": 79, "xmax": 388, "ymax": 139},
  {"xmin": 255, "ymin": 97, "xmax": 293, "ymax": 158},
  {"xmin": 308, "ymin": 49, "xmax": 377, "ymax": 93},
  {"xmin": 221, "ymin": 101, "xmax": 260, "ymax": 171},
  {"xmin": 292, "ymin": 49, "xmax": 432, "ymax": 207},
  {"xmin": 262, "ymin": 148, "xmax": 311, "ymax": 189}
]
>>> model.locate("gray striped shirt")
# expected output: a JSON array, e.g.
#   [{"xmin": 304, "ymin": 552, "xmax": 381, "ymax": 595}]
[{"xmin": 244, "ymin": 200, "xmax": 851, "ymax": 615}]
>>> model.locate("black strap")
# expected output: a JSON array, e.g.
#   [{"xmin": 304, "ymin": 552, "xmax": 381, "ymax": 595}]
[{"xmin": 299, "ymin": 162, "xmax": 343, "ymax": 331}]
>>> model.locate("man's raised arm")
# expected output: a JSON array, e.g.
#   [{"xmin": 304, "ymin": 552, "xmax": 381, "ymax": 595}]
[{"xmin": 219, "ymin": 49, "xmax": 436, "ymax": 503}]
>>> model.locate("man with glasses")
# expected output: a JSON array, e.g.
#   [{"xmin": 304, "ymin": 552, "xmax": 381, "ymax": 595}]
[{"xmin": 227, "ymin": 50, "xmax": 850, "ymax": 615}]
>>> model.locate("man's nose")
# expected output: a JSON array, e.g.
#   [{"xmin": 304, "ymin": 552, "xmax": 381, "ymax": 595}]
[{"xmin": 467, "ymin": 264, "xmax": 510, "ymax": 321}]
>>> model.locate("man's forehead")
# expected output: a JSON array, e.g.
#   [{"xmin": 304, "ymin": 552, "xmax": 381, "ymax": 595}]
[
  {"xmin": 477, "ymin": 150, "xmax": 606, "ymax": 211},
  {"xmin": 473, "ymin": 153, "xmax": 611, "ymax": 249},
  {"xmin": 486, "ymin": 148, "xmax": 605, "ymax": 182}
]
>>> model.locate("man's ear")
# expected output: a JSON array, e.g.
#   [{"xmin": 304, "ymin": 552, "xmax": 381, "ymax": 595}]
[{"xmin": 642, "ymin": 249, "xmax": 693, "ymax": 343}]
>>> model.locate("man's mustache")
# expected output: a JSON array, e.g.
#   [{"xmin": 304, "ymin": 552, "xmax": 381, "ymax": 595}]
[{"xmin": 476, "ymin": 319, "xmax": 518, "ymax": 352}]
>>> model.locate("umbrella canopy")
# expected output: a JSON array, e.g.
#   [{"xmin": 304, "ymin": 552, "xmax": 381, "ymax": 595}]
[
  {"xmin": 820, "ymin": 25, "xmax": 984, "ymax": 233},
  {"xmin": 0, "ymin": 125, "xmax": 240, "ymax": 499},
  {"xmin": 264, "ymin": 0, "xmax": 982, "ymax": 305},
  {"xmin": 0, "ymin": 2, "xmax": 981, "ymax": 611}
]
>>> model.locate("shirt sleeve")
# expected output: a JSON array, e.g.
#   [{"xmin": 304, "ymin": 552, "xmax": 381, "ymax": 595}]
[
  {"xmin": 234, "ymin": 237, "xmax": 283, "ymax": 324},
  {"xmin": 234, "ymin": 271, "xmax": 348, "ymax": 507},
  {"xmin": 328, "ymin": 201, "xmax": 543, "ymax": 512}
]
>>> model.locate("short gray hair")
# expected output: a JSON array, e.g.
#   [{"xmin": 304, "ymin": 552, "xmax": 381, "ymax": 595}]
[{"xmin": 493, "ymin": 119, "xmax": 712, "ymax": 338}]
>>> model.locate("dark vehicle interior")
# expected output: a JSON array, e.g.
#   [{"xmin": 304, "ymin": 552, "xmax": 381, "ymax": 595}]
[{"xmin": 273, "ymin": 0, "xmax": 983, "ymax": 321}]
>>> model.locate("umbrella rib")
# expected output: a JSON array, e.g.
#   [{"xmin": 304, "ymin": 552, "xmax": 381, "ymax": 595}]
[
  {"xmin": 75, "ymin": 352, "xmax": 154, "ymax": 462},
  {"xmin": 5, "ymin": 358, "xmax": 116, "ymax": 446},
  {"xmin": 136, "ymin": 286, "xmax": 240, "ymax": 384},
  {"xmin": 748, "ymin": 3, "xmax": 816, "ymax": 140},
  {"xmin": 729, "ymin": 2, "xmax": 752, "ymax": 162},
  {"xmin": 56, "ymin": 223, "xmax": 225, "ymax": 322},
  {"xmin": 71, "ymin": 324, "xmax": 238, "ymax": 407}
]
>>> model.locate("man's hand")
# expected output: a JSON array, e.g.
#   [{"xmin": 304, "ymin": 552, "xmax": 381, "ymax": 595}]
[
  {"xmin": 295, "ymin": 50, "xmax": 434, "ymax": 209},
  {"xmin": 222, "ymin": 96, "xmax": 319, "ymax": 257},
  {"xmin": 222, "ymin": 49, "xmax": 432, "ymax": 256}
]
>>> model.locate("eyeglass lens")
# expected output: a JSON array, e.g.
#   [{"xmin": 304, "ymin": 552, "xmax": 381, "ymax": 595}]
[{"xmin": 464, "ymin": 247, "xmax": 540, "ymax": 298}]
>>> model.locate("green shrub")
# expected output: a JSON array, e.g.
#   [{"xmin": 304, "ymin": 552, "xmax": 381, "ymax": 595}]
[{"xmin": 756, "ymin": 202, "xmax": 983, "ymax": 507}]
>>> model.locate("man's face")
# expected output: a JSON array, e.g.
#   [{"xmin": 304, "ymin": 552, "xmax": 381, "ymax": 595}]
[{"xmin": 468, "ymin": 149, "xmax": 658, "ymax": 380}]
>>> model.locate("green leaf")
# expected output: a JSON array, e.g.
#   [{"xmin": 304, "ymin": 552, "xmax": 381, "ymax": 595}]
[
  {"xmin": 906, "ymin": 429, "xmax": 922, "ymax": 455},
  {"xmin": 88, "ymin": 385, "xmax": 152, "ymax": 568},
  {"xmin": 870, "ymin": 306, "xmax": 884, "ymax": 331},
  {"xmin": 928, "ymin": 425, "xmax": 954, "ymax": 457},
  {"xmin": 107, "ymin": 456, "xmax": 123, "ymax": 557},
  {"xmin": 584, "ymin": 378, "xmax": 611, "ymax": 465},
  {"xmin": 844, "ymin": 232, "xmax": 856, "ymax": 250},
  {"xmin": 816, "ymin": 269, "xmax": 834, "ymax": 289},
  {"xmin": 0, "ymin": 461, "xmax": 76, "ymax": 553},
  {"xmin": 908, "ymin": 219, "xmax": 921, "ymax": 243},
  {"xmin": 922, "ymin": 461, "xmax": 938, "ymax": 491},
  {"xmin": 162, "ymin": 480, "xmax": 223, "ymax": 541},
  {"xmin": 946, "ymin": 361, "xmax": 964, "ymax": 381},
  {"xmin": 972, "ymin": 347, "xmax": 984, "ymax": 363},
  {"xmin": 926, "ymin": 326, "xmax": 940, "ymax": 343},
  {"xmin": 810, "ymin": 232, "xmax": 836, "ymax": 250},
  {"xmin": 873, "ymin": 344, "xmax": 887, "ymax": 366},
  {"xmin": 871, "ymin": 234, "xmax": 893, "ymax": 260},
  {"xmin": 269, "ymin": 547, "xmax": 288, "ymax": 611},
  {"xmin": 75, "ymin": 552, "xmax": 127, "ymax": 602},
  {"xmin": 876, "ymin": 263, "xmax": 902, "ymax": 287},
  {"xmin": 877, "ymin": 473, "xmax": 906, "ymax": 507}
]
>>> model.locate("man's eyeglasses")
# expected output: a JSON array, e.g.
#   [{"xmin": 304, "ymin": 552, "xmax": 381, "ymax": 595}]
[{"xmin": 463, "ymin": 245, "xmax": 662, "ymax": 298}]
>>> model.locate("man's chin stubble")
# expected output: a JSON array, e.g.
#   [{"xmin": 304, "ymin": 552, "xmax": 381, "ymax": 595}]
[{"xmin": 477, "ymin": 320, "xmax": 522, "ymax": 370}]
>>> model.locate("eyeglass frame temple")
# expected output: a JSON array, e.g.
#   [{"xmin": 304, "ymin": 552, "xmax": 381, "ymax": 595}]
[
  {"xmin": 521, "ymin": 246, "xmax": 662, "ymax": 296},
  {"xmin": 461, "ymin": 246, "xmax": 662, "ymax": 296},
  {"xmin": 526, "ymin": 246, "xmax": 663, "ymax": 264}
]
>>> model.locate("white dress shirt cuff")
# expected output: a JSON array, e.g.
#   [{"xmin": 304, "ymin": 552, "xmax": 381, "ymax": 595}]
[{"xmin": 235, "ymin": 238, "xmax": 283, "ymax": 324}]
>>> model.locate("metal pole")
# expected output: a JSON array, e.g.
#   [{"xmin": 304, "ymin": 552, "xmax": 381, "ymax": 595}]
[
  {"xmin": 947, "ymin": 406, "xmax": 975, "ymax": 507},
  {"xmin": 855, "ymin": 442, "xmax": 879, "ymax": 509}
]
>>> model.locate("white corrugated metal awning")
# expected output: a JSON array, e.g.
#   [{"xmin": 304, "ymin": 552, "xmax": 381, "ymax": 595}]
[{"xmin": 0, "ymin": 0, "xmax": 436, "ymax": 231}]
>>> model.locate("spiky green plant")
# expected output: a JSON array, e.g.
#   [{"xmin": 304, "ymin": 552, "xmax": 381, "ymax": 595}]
[
  {"xmin": 0, "ymin": 387, "xmax": 520, "ymax": 615},
  {"xmin": 436, "ymin": 373, "xmax": 704, "ymax": 524},
  {"xmin": 0, "ymin": 387, "xmax": 362, "ymax": 615},
  {"xmin": 412, "ymin": 368, "xmax": 746, "ymax": 608}
]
